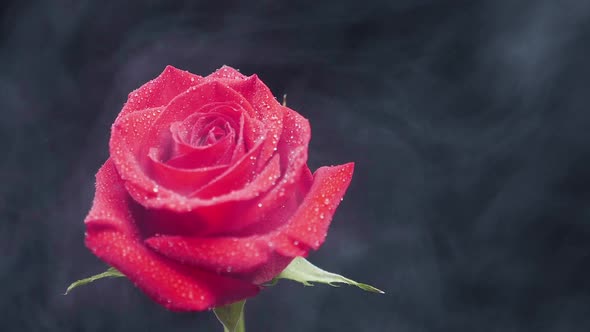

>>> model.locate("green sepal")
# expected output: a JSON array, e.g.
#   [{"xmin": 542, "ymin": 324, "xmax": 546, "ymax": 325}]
[
  {"xmin": 64, "ymin": 267, "xmax": 125, "ymax": 295},
  {"xmin": 213, "ymin": 300, "xmax": 246, "ymax": 332},
  {"xmin": 273, "ymin": 257, "xmax": 384, "ymax": 294}
]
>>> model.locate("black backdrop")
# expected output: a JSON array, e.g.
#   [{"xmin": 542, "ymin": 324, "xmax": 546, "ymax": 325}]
[{"xmin": 2, "ymin": 0, "xmax": 590, "ymax": 331}]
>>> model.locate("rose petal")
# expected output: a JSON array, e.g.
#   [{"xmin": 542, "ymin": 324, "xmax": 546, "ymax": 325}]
[
  {"xmin": 147, "ymin": 148, "xmax": 229, "ymax": 194},
  {"xmin": 193, "ymin": 148, "xmax": 281, "ymax": 200},
  {"xmin": 144, "ymin": 235, "xmax": 295, "ymax": 285},
  {"xmin": 206, "ymin": 65, "xmax": 248, "ymax": 81},
  {"xmin": 153, "ymin": 81, "xmax": 256, "ymax": 135},
  {"xmin": 145, "ymin": 234, "xmax": 295, "ymax": 285},
  {"xmin": 185, "ymin": 153, "xmax": 282, "ymax": 235},
  {"xmin": 239, "ymin": 163, "xmax": 353, "ymax": 260},
  {"xmin": 111, "ymin": 107, "xmax": 164, "ymax": 187},
  {"xmin": 145, "ymin": 236, "xmax": 271, "ymax": 274},
  {"xmin": 119, "ymin": 66, "xmax": 202, "ymax": 119},
  {"xmin": 84, "ymin": 160, "xmax": 260, "ymax": 311},
  {"xmin": 279, "ymin": 162, "xmax": 355, "ymax": 250},
  {"xmin": 225, "ymin": 108, "xmax": 313, "ymax": 235},
  {"xmin": 219, "ymin": 74, "xmax": 285, "ymax": 167},
  {"xmin": 143, "ymin": 164, "xmax": 353, "ymax": 284},
  {"xmin": 225, "ymin": 147, "xmax": 311, "ymax": 236}
]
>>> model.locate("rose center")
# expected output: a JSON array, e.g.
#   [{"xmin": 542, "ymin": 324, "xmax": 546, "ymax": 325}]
[{"xmin": 189, "ymin": 117, "xmax": 232, "ymax": 147}]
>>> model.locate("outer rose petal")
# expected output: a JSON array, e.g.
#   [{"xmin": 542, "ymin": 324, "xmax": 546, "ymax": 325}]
[
  {"xmin": 145, "ymin": 163, "xmax": 355, "ymax": 281},
  {"xmin": 146, "ymin": 234, "xmax": 295, "ymax": 285},
  {"xmin": 145, "ymin": 235, "xmax": 273, "ymax": 274},
  {"xmin": 84, "ymin": 160, "xmax": 260, "ymax": 311},
  {"xmin": 119, "ymin": 66, "xmax": 203, "ymax": 119},
  {"xmin": 274, "ymin": 162, "xmax": 355, "ymax": 253}
]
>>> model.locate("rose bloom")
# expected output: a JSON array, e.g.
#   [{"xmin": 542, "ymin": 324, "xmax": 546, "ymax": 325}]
[{"xmin": 84, "ymin": 66, "xmax": 354, "ymax": 311}]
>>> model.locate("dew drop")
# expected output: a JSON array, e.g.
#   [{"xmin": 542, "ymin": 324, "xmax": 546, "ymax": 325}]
[
  {"xmin": 319, "ymin": 213, "xmax": 325, "ymax": 219},
  {"xmin": 258, "ymin": 203, "xmax": 263, "ymax": 208},
  {"xmin": 324, "ymin": 198, "xmax": 330, "ymax": 205}
]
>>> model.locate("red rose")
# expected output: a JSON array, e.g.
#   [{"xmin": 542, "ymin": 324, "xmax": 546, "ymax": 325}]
[{"xmin": 84, "ymin": 65, "xmax": 354, "ymax": 311}]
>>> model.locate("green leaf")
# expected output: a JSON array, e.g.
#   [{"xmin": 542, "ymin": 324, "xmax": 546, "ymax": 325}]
[
  {"xmin": 275, "ymin": 257, "xmax": 384, "ymax": 294},
  {"xmin": 213, "ymin": 300, "xmax": 246, "ymax": 332},
  {"xmin": 64, "ymin": 267, "xmax": 125, "ymax": 295}
]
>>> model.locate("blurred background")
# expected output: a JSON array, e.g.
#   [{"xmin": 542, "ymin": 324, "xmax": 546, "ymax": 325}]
[{"xmin": 2, "ymin": 0, "xmax": 590, "ymax": 331}]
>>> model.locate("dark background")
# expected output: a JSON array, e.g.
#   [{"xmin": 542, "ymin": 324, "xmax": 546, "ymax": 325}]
[{"xmin": 2, "ymin": 0, "xmax": 590, "ymax": 331}]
